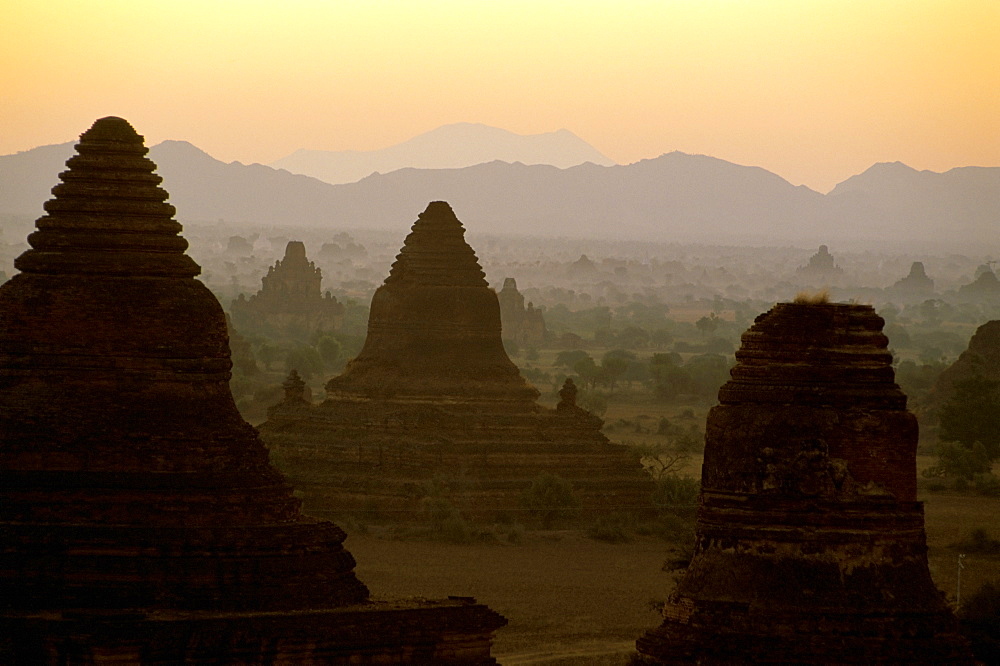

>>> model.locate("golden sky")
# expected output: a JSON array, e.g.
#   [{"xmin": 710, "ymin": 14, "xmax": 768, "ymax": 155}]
[{"xmin": 3, "ymin": 0, "xmax": 997, "ymax": 192}]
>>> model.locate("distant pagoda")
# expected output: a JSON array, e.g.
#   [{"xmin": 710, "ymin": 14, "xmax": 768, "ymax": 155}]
[
  {"xmin": 231, "ymin": 240, "xmax": 344, "ymax": 339},
  {"xmin": 0, "ymin": 118, "xmax": 504, "ymax": 663},
  {"xmin": 260, "ymin": 202, "xmax": 651, "ymax": 518},
  {"xmin": 497, "ymin": 277, "xmax": 546, "ymax": 347},
  {"xmin": 635, "ymin": 302, "xmax": 973, "ymax": 664},
  {"xmin": 890, "ymin": 260, "xmax": 935, "ymax": 296},
  {"xmin": 796, "ymin": 244, "xmax": 844, "ymax": 286}
]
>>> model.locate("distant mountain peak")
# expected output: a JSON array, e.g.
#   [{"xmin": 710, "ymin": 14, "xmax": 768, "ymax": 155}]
[
  {"xmin": 829, "ymin": 161, "xmax": 925, "ymax": 196},
  {"xmin": 269, "ymin": 123, "xmax": 615, "ymax": 185}
]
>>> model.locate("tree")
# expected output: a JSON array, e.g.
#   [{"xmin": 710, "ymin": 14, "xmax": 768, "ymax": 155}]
[
  {"xmin": 573, "ymin": 356, "xmax": 601, "ymax": 390},
  {"xmin": 594, "ymin": 328, "xmax": 616, "ymax": 347},
  {"xmin": 520, "ymin": 473, "xmax": 579, "ymax": 529},
  {"xmin": 630, "ymin": 441, "xmax": 691, "ymax": 480},
  {"xmin": 650, "ymin": 353, "xmax": 693, "ymax": 400},
  {"xmin": 684, "ymin": 353, "xmax": 733, "ymax": 397},
  {"xmin": 695, "ymin": 313, "xmax": 720, "ymax": 337},
  {"xmin": 959, "ymin": 581, "xmax": 1000, "ymax": 664},
  {"xmin": 555, "ymin": 349, "xmax": 590, "ymax": 369},
  {"xmin": 316, "ymin": 334, "xmax": 342, "ymax": 369},
  {"xmin": 256, "ymin": 341, "xmax": 282, "ymax": 371},
  {"xmin": 618, "ymin": 325, "xmax": 650, "ymax": 350},
  {"xmin": 923, "ymin": 441, "xmax": 992, "ymax": 480},
  {"xmin": 650, "ymin": 474, "xmax": 700, "ymax": 518},
  {"xmin": 599, "ymin": 355, "xmax": 629, "ymax": 393},
  {"xmin": 651, "ymin": 328, "xmax": 674, "ymax": 350},
  {"xmin": 939, "ymin": 377, "xmax": 1000, "ymax": 460},
  {"xmin": 285, "ymin": 344, "xmax": 324, "ymax": 380}
]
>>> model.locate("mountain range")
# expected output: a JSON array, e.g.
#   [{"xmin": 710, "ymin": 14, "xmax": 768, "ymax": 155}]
[
  {"xmin": 271, "ymin": 123, "xmax": 615, "ymax": 184},
  {"xmin": 1, "ymin": 130, "xmax": 996, "ymax": 250}
]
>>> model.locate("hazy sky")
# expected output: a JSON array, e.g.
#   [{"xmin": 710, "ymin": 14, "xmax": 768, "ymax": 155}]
[{"xmin": 3, "ymin": 1, "xmax": 997, "ymax": 192}]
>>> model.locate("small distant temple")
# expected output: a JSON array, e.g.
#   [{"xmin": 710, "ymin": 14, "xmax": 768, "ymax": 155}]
[
  {"xmin": 567, "ymin": 253, "xmax": 599, "ymax": 277},
  {"xmin": 260, "ymin": 202, "xmax": 651, "ymax": 517},
  {"xmin": 497, "ymin": 277, "xmax": 546, "ymax": 347},
  {"xmin": 231, "ymin": 240, "xmax": 343, "ymax": 338},
  {"xmin": 636, "ymin": 302, "xmax": 973, "ymax": 664},
  {"xmin": 796, "ymin": 244, "xmax": 844, "ymax": 285},
  {"xmin": 957, "ymin": 265, "xmax": 1000, "ymax": 301},
  {"xmin": 930, "ymin": 320, "xmax": 1000, "ymax": 411},
  {"xmin": 889, "ymin": 260, "xmax": 935, "ymax": 297},
  {"xmin": 0, "ymin": 118, "xmax": 505, "ymax": 663}
]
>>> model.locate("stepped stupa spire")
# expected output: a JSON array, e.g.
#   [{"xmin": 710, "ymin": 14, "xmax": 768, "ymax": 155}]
[
  {"xmin": 327, "ymin": 200, "xmax": 536, "ymax": 400},
  {"xmin": 385, "ymin": 201, "xmax": 488, "ymax": 287},
  {"xmin": 17, "ymin": 116, "xmax": 198, "ymax": 278}
]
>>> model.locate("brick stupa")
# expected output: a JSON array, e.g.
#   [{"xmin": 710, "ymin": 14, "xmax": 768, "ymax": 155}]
[
  {"xmin": 261, "ymin": 202, "xmax": 650, "ymax": 517},
  {"xmin": 0, "ymin": 118, "xmax": 504, "ymax": 663},
  {"xmin": 635, "ymin": 302, "xmax": 973, "ymax": 664}
]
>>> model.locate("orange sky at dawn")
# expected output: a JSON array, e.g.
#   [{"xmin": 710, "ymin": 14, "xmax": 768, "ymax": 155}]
[{"xmin": 2, "ymin": 0, "xmax": 997, "ymax": 192}]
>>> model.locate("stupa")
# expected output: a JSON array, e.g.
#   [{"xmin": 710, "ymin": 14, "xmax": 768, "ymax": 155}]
[
  {"xmin": 635, "ymin": 301, "xmax": 973, "ymax": 664},
  {"xmin": 796, "ymin": 244, "xmax": 844, "ymax": 286},
  {"xmin": 957, "ymin": 267, "xmax": 1000, "ymax": 301},
  {"xmin": 230, "ymin": 240, "xmax": 344, "ymax": 339},
  {"xmin": 261, "ymin": 202, "xmax": 650, "ymax": 517},
  {"xmin": 497, "ymin": 277, "xmax": 547, "ymax": 347},
  {"xmin": 0, "ymin": 118, "xmax": 504, "ymax": 663},
  {"xmin": 889, "ymin": 261, "xmax": 935, "ymax": 296}
]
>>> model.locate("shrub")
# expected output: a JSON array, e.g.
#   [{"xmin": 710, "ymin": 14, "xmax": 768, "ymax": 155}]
[
  {"xmin": 520, "ymin": 473, "xmax": 580, "ymax": 529},
  {"xmin": 959, "ymin": 581, "xmax": 1000, "ymax": 664},
  {"xmin": 578, "ymin": 391, "xmax": 608, "ymax": 417},
  {"xmin": 420, "ymin": 496, "xmax": 473, "ymax": 542},
  {"xmin": 954, "ymin": 528, "xmax": 1000, "ymax": 555},
  {"xmin": 588, "ymin": 513, "xmax": 632, "ymax": 543},
  {"xmin": 652, "ymin": 475, "xmax": 700, "ymax": 517},
  {"xmin": 974, "ymin": 473, "xmax": 1000, "ymax": 497},
  {"xmin": 934, "ymin": 441, "xmax": 993, "ymax": 480},
  {"xmin": 504, "ymin": 522, "xmax": 526, "ymax": 545}
]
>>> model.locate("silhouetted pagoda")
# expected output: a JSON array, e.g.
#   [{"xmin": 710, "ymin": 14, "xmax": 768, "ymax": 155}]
[
  {"xmin": 889, "ymin": 260, "xmax": 935, "ymax": 297},
  {"xmin": 928, "ymin": 319, "xmax": 1000, "ymax": 414},
  {"xmin": 0, "ymin": 118, "xmax": 504, "ymax": 663},
  {"xmin": 497, "ymin": 277, "xmax": 546, "ymax": 347},
  {"xmin": 635, "ymin": 302, "xmax": 973, "ymax": 664},
  {"xmin": 796, "ymin": 244, "xmax": 844, "ymax": 285},
  {"xmin": 957, "ymin": 266, "xmax": 1000, "ymax": 301},
  {"xmin": 231, "ymin": 240, "xmax": 344, "ymax": 339},
  {"xmin": 261, "ymin": 202, "xmax": 650, "ymax": 517}
]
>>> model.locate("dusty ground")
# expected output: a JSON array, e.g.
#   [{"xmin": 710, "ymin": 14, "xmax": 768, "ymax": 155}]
[
  {"xmin": 346, "ymin": 471, "xmax": 999, "ymax": 665},
  {"xmin": 349, "ymin": 530, "xmax": 672, "ymax": 663}
]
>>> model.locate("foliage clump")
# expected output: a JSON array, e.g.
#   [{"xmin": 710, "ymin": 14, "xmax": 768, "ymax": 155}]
[
  {"xmin": 939, "ymin": 377, "xmax": 1000, "ymax": 460},
  {"xmin": 520, "ymin": 473, "xmax": 579, "ymax": 529},
  {"xmin": 793, "ymin": 290, "xmax": 830, "ymax": 304},
  {"xmin": 953, "ymin": 528, "xmax": 1000, "ymax": 555},
  {"xmin": 587, "ymin": 513, "xmax": 633, "ymax": 543},
  {"xmin": 959, "ymin": 581, "xmax": 1000, "ymax": 664}
]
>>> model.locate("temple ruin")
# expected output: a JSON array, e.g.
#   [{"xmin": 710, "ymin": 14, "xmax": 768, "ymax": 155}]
[
  {"xmin": 260, "ymin": 201, "xmax": 651, "ymax": 517},
  {"xmin": 889, "ymin": 260, "xmax": 935, "ymax": 297},
  {"xmin": 497, "ymin": 277, "xmax": 547, "ymax": 347},
  {"xmin": 796, "ymin": 244, "xmax": 844, "ymax": 285},
  {"xmin": 0, "ymin": 118, "xmax": 504, "ymax": 663},
  {"xmin": 636, "ymin": 302, "xmax": 973, "ymax": 664},
  {"xmin": 957, "ymin": 266, "xmax": 1000, "ymax": 301},
  {"xmin": 929, "ymin": 319, "xmax": 1000, "ymax": 410},
  {"xmin": 230, "ymin": 240, "xmax": 344, "ymax": 339}
]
